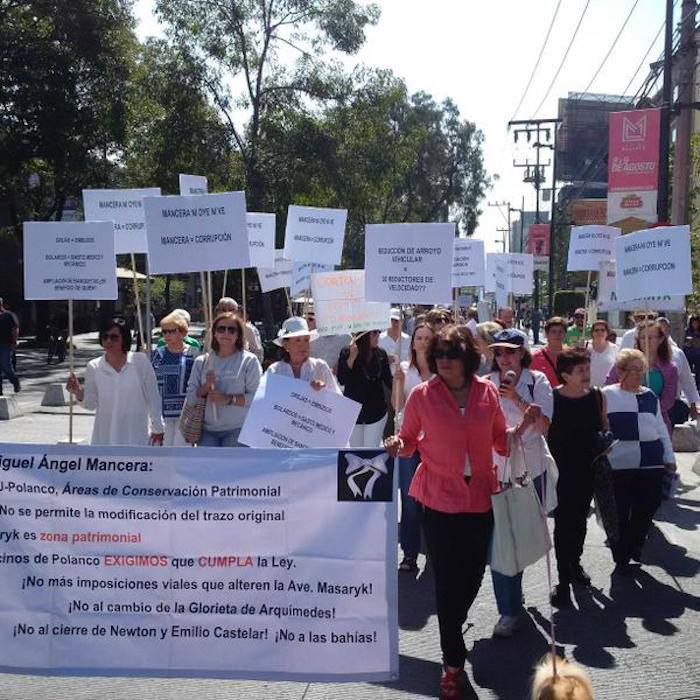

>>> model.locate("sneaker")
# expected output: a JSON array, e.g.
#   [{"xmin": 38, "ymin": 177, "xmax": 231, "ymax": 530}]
[
  {"xmin": 439, "ymin": 667, "xmax": 468, "ymax": 700},
  {"xmin": 492, "ymin": 614, "xmax": 520, "ymax": 639},
  {"xmin": 550, "ymin": 583, "xmax": 572, "ymax": 608},
  {"xmin": 570, "ymin": 563, "xmax": 591, "ymax": 586}
]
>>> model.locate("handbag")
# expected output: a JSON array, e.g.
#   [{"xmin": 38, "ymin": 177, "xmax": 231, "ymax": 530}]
[
  {"xmin": 591, "ymin": 388, "xmax": 620, "ymax": 543},
  {"xmin": 490, "ymin": 439, "xmax": 552, "ymax": 577},
  {"xmin": 178, "ymin": 353, "xmax": 209, "ymax": 444}
]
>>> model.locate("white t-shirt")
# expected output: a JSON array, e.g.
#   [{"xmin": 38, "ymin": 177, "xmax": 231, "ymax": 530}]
[
  {"xmin": 620, "ymin": 328, "xmax": 638, "ymax": 349},
  {"xmin": 588, "ymin": 341, "xmax": 618, "ymax": 387},
  {"xmin": 671, "ymin": 344, "xmax": 700, "ymax": 403},
  {"xmin": 265, "ymin": 357, "xmax": 341, "ymax": 394},
  {"xmin": 378, "ymin": 330, "xmax": 410, "ymax": 365}
]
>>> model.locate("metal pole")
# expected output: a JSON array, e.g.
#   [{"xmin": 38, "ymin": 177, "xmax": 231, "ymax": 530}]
[
  {"xmin": 241, "ymin": 268, "xmax": 247, "ymax": 321},
  {"xmin": 547, "ymin": 124, "xmax": 558, "ymax": 315},
  {"xmin": 68, "ymin": 299, "xmax": 74, "ymax": 444},
  {"xmin": 130, "ymin": 252, "xmax": 145, "ymax": 350},
  {"xmin": 144, "ymin": 254, "xmax": 152, "ymax": 355},
  {"xmin": 658, "ymin": 0, "xmax": 675, "ymax": 223}
]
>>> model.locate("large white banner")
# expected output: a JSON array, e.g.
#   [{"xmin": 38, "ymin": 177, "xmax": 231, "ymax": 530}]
[
  {"xmin": 258, "ymin": 250, "xmax": 293, "ymax": 293},
  {"xmin": 614, "ymin": 225, "xmax": 692, "ymax": 302},
  {"xmin": 452, "ymin": 238, "xmax": 485, "ymax": 288},
  {"xmin": 567, "ymin": 225, "xmax": 620, "ymax": 272},
  {"xmin": 0, "ymin": 443, "xmax": 397, "ymax": 681},
  {"xmin": 597, "ymin": 260, "xmax": 685, "ymax": 312},
  {"xmin": 23, "ymin": 221, "xmax": 117, "ymax": 300},
  {"xmin": 283, "ymin": 205, "xmax": 348, "ymax": 266},
  {"xmin": 144, "ymin": 192, "xmax": 249, "ymax": 274},
  {"xmin": 247, "ymin": 213, "xmax": 276, "ymax": 269},
  {"xmin": 179, "ymin": 173, "xmax": 208, "ymax": 195},
  {"xmin": 239, "ymin": 375, "xmax": 361, "ymax": 449},
  {"xmin": 82, "ymin": 188, "xmax": 161, "ymax": 255},
  {"xmin": 290, "ymin": 262, "xmax": 334, "ymax": 297},
  {"xmin": 311, "ymin": 270, "xmax": 390, "ymax": 336},
  {"xmin": 364, "ymin": 223, "xmax": 455, "ymax": 304}
]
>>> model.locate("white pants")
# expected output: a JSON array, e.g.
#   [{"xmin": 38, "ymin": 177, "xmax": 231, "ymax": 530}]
[
  {"xmin": 163, "ymin": 417, "xmax": 188, "ymax": 447},
  {"xmin": 349, "ymin": 415, "xmax": 388, "ymax": 448}
]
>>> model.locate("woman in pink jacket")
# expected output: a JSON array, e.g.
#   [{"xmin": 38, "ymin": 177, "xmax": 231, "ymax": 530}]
[{"xmin": 385, "ymin": 325, "xmax": 537, "ymax": 700}]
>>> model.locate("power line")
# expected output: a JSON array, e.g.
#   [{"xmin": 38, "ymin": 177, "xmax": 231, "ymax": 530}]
[
  {"xmin": 510, "ymin": 0, "xmax": 564, "ymax": 121},
  {"xmin": 581, "ymin": 0, "xmax": 642, "ymax": 95},
  {"xmin": 621, "ymin": 14, "xmax": 668, "ymax": 95},
  {"xmin": 531, "ymin": 0, "xmax": 591, "ymax": 118}
]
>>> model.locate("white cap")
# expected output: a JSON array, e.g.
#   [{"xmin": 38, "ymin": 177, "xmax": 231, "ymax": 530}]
[
  {"xmin": 274, "ymin": 316, "xmax": 319, "ymax": 346},
  {"xmin": 172, "ymin": 308, "xmax": 191, "ymax": 324},
  {"xmin": 390, "ymin": 308, "xmax": 401, "ymax": 321}
]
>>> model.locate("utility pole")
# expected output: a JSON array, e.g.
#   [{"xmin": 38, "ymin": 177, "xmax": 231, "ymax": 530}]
[
  {"xmin": 547, "ymin": 124, "xmax": 558, "ymax": 315},
  {"xmin": 658, "ymin": 0, "xmax": 675, "ymax": 223},
  {"xmin": 671, "ymin": 0, "xmax": 698, "ymax": 225},
  {"xmin": 488, "ymin": 201, "xmax": 512, "ymax": 252}
]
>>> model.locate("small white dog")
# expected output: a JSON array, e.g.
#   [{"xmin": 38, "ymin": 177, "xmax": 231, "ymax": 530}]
[{"xmin": 531, "ymin": 654, "xmax": 594, "ymax": 700}]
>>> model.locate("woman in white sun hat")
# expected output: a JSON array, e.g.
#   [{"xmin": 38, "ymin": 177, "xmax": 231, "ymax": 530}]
[{"xmin": 265, "ymin": 317, "xmax": 341, "ymax": 393}]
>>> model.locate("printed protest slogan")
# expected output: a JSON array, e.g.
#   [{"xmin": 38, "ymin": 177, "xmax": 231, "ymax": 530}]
[
  {"xmin": 144, "ymin": 192, "xmax": 249, "ymax": 274},
  {"xmin": 283, "ymin": 205, "xmax": 348, "ymax": 266},
  {"xmin": 82, "ymin": 188, "xmax": 161, "ymax": 255},
  {"xmin": 451, "ymin": 238, "xmax": 485, "ymax": 289},
  {"xmin": 0, "ymin": 444, "xmax": 398, "ymax": 681},
  {"xmin": 311, "ymin": 270, "xmax": 390, "ymax": 335},
  {"xmin": 290, "ymin": 262, "xmax": 334, "ymax": 297},
  {"xmin": 258, "ymin": 251, "xmax": 293, "ymax": 293},
  {"xmin": 23, "ymin": 222, "xmax": 117, "ymax": 300},
  {"xmin": 179, "ymin": 174, "xmax": 208, "ymax": 196},
  {"xmin": 239, "ymin": 375, "xmax": 361, "ymax": 449},
  {"xmin": 364, "ymin": 223, "xmax": 455, "ymax": 304},
  {"xmin": 247, "ymin": 213, "xmax": 276, "ymax": 269},
  {"xmin": 567, "ymin": 225, "xmax": 620, "ymax": 271}
]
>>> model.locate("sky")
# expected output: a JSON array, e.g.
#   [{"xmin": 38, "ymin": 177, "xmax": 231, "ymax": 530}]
[{"xmin": 134, "ymin": 0, "xmax": 670, "ymax": 252}]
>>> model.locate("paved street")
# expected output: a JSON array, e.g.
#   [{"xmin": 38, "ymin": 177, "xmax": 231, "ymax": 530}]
[{"xmin": 0, "ymin": 338, "xmax": 698, "ymax": 698}]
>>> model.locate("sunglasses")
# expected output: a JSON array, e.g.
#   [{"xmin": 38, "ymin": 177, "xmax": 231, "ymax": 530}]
[
  {"xmin": 494, "ymin": 348, "xmax": 519, "ymax": 357},
  {"xmin": 215, "ymin": 325, "xmax": 239, "ymax": 334},
  {"xmin": 433, "ymin": 347, "xmax": 461, "ymax": 360},
  {"xmin": 101, "ymin": 332, "xmax": 121, "ymax": 342},
  {"xmin": 161, "ymin": 328, "xmax": 179, "ymax": 335}
]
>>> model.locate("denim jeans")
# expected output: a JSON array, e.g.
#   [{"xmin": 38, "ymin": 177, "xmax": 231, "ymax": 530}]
[
  {"xmin": 399, "ymin": 453, "xmax": 421, "ymax": 559},
  {"xmin": 199, "ymin": 427, "xmax": 243, "ymax": 447}
]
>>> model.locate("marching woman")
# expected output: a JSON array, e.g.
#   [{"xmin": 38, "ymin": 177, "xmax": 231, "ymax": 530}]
[
  {"xmin": 338, "ymin": 329, "xmax": 393, "ymax": 447},
  {"xmin": 586, "ymin": 319, "xmax": 618, "ymax": 388},
  {"xmin": 488, "ymin": 328, "xmax": 554, "ymax": 639},
  {"xmin": 392, "ymin": 321, "xmax": 435, "ymax": 572},
  {"xmin": 185, "ymin": 312, "xmax": 261, "ymax": 447},
  {"xmin": 66, "ymin": 317, "xmax": 164, "ymax": 446},
  {"xmin": 265, "ymin": 317, "xmax": 340, "ymax": 393},
  {"xmin": 385, "ymin": 325, "xmax": 535, "ymax": 700}
]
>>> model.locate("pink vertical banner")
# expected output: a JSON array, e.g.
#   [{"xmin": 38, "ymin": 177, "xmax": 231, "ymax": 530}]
[
  {"xmin": 526, "ymin": 223, "xmax": 551, "ymax": 256},
  {"xmin": 607, "ymin": 108, "xmax": 660, "ymax": 224}
]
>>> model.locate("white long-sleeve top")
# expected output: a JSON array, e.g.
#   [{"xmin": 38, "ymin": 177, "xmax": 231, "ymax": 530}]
[
  {"xmin": 80, "ymin": 352, "xmax": 164, "ymax": 446},
  {"xmin": 671, "ymin": 344, "xmax": 700, "ymax": 403},
  {"xmin": 265, "ymin": 357, "xmax": 341, "ymax": 394}
]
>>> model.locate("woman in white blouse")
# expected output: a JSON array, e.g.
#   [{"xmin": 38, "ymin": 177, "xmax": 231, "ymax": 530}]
[
  {"xmin": 587, "ymin": 319, "xmax": 618, "ymax": 387},
  {"xmin": 265, "ymin": 317, "xmax": 340, "ymax": 393},
  {"xmin": 66, "ymin": 317, "xmax": 164, "ymax": 446},
  {"xmin": 392, "ymin": 322, "xmax": 434, "ymax": 572}
]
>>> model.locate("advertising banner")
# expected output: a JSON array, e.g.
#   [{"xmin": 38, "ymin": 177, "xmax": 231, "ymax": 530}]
[
  {"xmin": 0, "ymin": 443, "xmax": 398, "ymax": 681},
  {"xmin": 82, "ymin": 188, "xmax": 161, "ymax": 255},
  {"xmin": 526, "ymin": 224, "xmax": 550, "ymax": 256},
  {"xmin": 364, "ymin": 223, "xmax": 455, "ymax": 304},
  {"xmin": 607, "ymin": 108, "xmax": 660, "ymax": 224},
  {"xmin": 571, "ymin": 199, "xmax": 607, "ymax": 226},
  {"xmin": 451, "ymin": 238, "xmax": 485, "ymax": 288},
  {"xmin": 258, "ymin": 251, "xmax": 293, "ymax": 293},
  {"xmin": 283, "ymin": 206, "xmax": 348, "ymax": 266},
  {"xmin": 23, "ymin": 221, "xmax": 117, "ymax": 300},
  {"xmin": 567, "ymin": 225, "xmax": 620, "ymax": 271}
]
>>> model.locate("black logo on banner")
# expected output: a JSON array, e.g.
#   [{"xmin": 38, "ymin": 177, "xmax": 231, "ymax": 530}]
[{"xmin": 337, "ymin": 450, "xmax": 393, "ymax": 502}]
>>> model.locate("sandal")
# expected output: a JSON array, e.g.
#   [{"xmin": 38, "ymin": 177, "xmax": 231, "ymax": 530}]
[{"xmin": 399, "ymin": 557, "xmax": 418, "ymax": 572}]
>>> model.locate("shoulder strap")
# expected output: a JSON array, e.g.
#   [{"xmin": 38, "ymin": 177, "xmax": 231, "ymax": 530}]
[
  {"xmin": 541, "ymin": 349, "xmax": 558, "ymax": 373},
  {"xmin": 595, "ymin": 387, "xmax": 608, "ymax": 430}
]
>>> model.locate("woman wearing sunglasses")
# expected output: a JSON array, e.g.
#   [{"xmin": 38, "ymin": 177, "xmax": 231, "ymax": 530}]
[
  {"xmin": 66, "ymin": 317, "xmax": 164, "ymax": 446},
  {"xmin": 488, "ymin": 328, "xmax": 554, "ymax": 639},
  {"xmin": 385, "ymin": 325, "xmax": 534, "ymax": 699},
  {"xmin": 185, "ymin": 312, "xmax": 262, "ymax": 447}
]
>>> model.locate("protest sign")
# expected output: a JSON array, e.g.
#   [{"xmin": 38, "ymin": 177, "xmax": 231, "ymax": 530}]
[
  {"xmin": 23, "ymin": 221, "xmax": 117, "ymax": 300},
  {"xmin": 567, "ymin": 225, "xmax": 620, "ymax": 271},
  {"xmin": 485, "ymin": 253, "xmax": 498, "ymax": 293},
  {"xmin": 82, "ymin": 188, "xmax": 161, "ymax": 255},
  {"xmin": 290, "ymin": 262, "xmax": 334, "ymax": 297},
  {"xmin": 179, "ymin": 173, "xmax": 208, "ymax": 195},
  {"xmin": 614, "ymin": 225, "xmax": 692, "ymax": 302},
  {"xmin": 144, "ymin": 192, "xmax": 249, "ymax": 274},
  {"xmin": 258, "ymin": 250, "xmax": 293, "ymax": 293},
  {"xmin": 364, "ymin": 223, "xmax": 455, "ymax": 304},
  {"xmin": 493, "ymin": 256, "xmax": 509, "ymax": 309},
  {"xmin": 489, "ymin": 253, "xmax": 534, "ymax": 296},
  {"xmin": 452, "ymin": 238, "xmax": 485, "ymax": 288},
  {"xmin": 0, "ymin": 442, "xmax": 397, "ymax": 681},
  {"xmin": 247, "ymin": 213, "xmax": 276, "ymax": 269},
  {"xmin": 311, "ymin": 270, "xmax": 390, "ymax": 335},
  {"xmin": 239, "ymin": 374, "xmax": 361, "ymax": 449},
  {"xmin": 597, "ymin": 260, "xmax": 685, "ymax": 312},
  {"xmin": 283, "ymin": 205, "xmax": 348, "ymax": 266}
]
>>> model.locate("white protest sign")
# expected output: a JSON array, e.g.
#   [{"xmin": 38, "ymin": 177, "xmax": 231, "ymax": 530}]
[
  {"xmin": 614, "ymin": 225, "xmax": 692, "ymax": 302},
  {"xmin": 258, "ymin": 250, "xmax": 293, "ymax": 293},
  {"xmin": 485, "ymin": 253, "xmax": 498, "ymax": 293},
  {"xmin": 82, "ymin": 188, "xmax": 161, "ymax": 254},
  {"xmin": 247, "ymin": 213, "xmax": 276, "ymax": 268},
  {"xmin": 239, "ymin": 374, "xmax": 361, "ymax": 449},
  {"xmin": 597, "ymin": 260, "xmax": 685, "ymax": 311},
  {"xmin": 179, "ymin": 173, "xmax": 208, "ymax": 195},
  {"xmin": 290, "ymin": 262, "xmax": 334, "ymax": 297},
  {"xmin": 452, "ymin": 238, "xmax": 486, "ymax": 288},
  {"xmin": 489, "ymin": 253, "xmax": 534, "ymax": 296},
  {"xmin": 23, "ymin": 221, "xmax": 117, "ymax": 300},
  {"xmin": 144, "ymin": 192, "xmax": 249, "ymax": 274},
  {"xmin": 283, "ymin": 205, "xmax": 348, "ymax": 265},
  {"xmin": 364, "ymin": 223, "xmax": 455, "ymax": 304},
  {"xmin": 0, "ymin": 442, "xmax": 398, "ymax": 681},
  {"xmin": 311, "ymin": 270, "xmax": 391, "ymax": 335},
  {"xmin": 567, "ymin": 225, "xmax": 621, "ymax": 271},
  {"xmin": 493, "ymin": 256, "xmax": 510, "ymax": 309}
]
